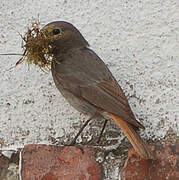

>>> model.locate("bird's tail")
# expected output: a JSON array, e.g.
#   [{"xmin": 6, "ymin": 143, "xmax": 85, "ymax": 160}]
[{"xmin": 109, "ymin": 113, "xmax": 153, "ymax": 159}]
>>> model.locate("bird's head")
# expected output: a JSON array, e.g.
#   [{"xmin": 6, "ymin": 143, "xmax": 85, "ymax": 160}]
[
  {"xmin": 42, "ymin": 21, "xmax": 89, "ymax": 53},
  {"xmin": 16, "ymin": 21, "xmax": 89, "ymax": 70}
]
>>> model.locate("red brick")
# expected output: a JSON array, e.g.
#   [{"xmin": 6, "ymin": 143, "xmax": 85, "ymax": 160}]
[
  {"xmin": 121, "ymin": 143, "xmax": 179, "ymax": 180},
  {"xmin": 0, "ymin": 152, "xmax": 9, "ymax": 169},
  {"xmin": 21, "ymin": 144, "xmax": 103, "ymax": 180}
]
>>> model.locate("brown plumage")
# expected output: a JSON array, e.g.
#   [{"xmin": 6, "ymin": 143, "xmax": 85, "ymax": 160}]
[{"xmin": 43, "ymin": 21, "xmax": 153, "ymax": 159}]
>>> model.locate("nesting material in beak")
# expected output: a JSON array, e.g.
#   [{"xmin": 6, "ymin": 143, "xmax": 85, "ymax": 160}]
[{"xmin": 18, "ymin": 21, "xmax": 59, "ymax": 70}]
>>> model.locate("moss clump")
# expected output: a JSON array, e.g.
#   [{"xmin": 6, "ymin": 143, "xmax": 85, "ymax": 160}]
[{"xmin": 17, "ymin": 21, "xmax": 59, "ymax": 70}]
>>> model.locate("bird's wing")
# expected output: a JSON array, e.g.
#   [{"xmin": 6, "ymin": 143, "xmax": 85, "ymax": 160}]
[{"xmin": 52, "ymin": 48, "xmax": 144, "ymax": 129}]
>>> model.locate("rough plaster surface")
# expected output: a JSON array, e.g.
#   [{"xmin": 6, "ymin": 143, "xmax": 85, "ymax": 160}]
[{"xmin": 0, "ymin": 0, "xmax": 178, "ymax": 155}]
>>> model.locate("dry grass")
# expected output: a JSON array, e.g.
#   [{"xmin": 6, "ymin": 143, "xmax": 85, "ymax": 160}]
[{"xmin": 16, "ymin": 21, "xmax": 58, "ymax": 70}]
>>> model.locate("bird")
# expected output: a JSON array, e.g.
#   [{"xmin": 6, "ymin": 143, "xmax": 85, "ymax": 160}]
[{"xmin": 42, "ymin": 21, "xmax": 153, "ymax": 159}]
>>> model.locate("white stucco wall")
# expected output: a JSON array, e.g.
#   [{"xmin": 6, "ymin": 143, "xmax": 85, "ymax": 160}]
[{"xmin": 0, "ymin": 0, "xmax": 178, "ymax": 150}]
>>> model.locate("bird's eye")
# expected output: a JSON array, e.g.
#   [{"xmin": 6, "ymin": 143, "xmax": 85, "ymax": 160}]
[{"xmin": 52, "ymin": 28, "xmax": 61, "ymax": 35}]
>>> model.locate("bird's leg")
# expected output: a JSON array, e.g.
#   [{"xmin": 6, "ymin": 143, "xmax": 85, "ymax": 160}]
[
  {"xmin": 70, "ymin": 113, "xmax": 97, "ymax": 145},
  {"xmin": 97, "ymin": 119, "xmax": 108, "ymax": 144}
]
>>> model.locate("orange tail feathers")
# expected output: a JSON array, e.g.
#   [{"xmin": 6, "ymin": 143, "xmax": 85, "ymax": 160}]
[{"xmin": 109, "ymin": 113, "xmax": 153, "ymax": 159}]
